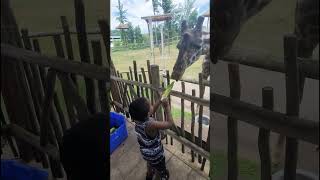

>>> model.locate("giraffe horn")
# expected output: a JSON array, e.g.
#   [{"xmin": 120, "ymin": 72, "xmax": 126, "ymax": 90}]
[
  {"xmin": 195, "ymin": 16, "xmax": 205, "ymax": 32},
  {"xmin": 181, "ymin": 20, "xmax": 188, "ymax": 34}
]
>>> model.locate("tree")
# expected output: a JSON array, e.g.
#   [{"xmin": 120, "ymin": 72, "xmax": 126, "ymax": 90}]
[
  {"xmin": 115, "ymin": 0, "xmax": 127, "ymax": 24},
  {"xmin": 127, "ymin": 23, "xmax": 135, "ymax": 44},
  {"xmin": 161, "ymin": 0, "xmax": 175, "ymax": 40},
  {"xmin": 115, "ymin": 0, "xmax": 128, "ymax": 45},
  {"xmin": 134, "ymin": 26, "xmax": 144, "ymax": 43}
]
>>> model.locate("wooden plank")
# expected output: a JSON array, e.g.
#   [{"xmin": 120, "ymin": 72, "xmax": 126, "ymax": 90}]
[
  {"xmin": 283, "ymin": 35, "xmax": 300, "ymax": 180},
  {"xmin": 210, "ymin": 93, "xmax": 318, "ymax": 145},
  {"xmin": 92, "ymin": 40, "xmax": 108, "ymax": 113},
  {"xmin": 147, "ymin": 60, "xmax": 153, "ymax": 104},
  {"xmin": 227, "ymin": 63, "xmax": 241, "ymax": 180},
  {"xmin": 259, "ymin": 87, "xmax": 273, "ymax": 180},
  {"xmin": 3, "ymin": 124, "xmax": 60, "ymax": 160},
  {"xmin": 125, "ymin": 72, "xmax": 132, "ymax": 103},
  {"xmin": 40, "ymin": 69, "xmax": 57, "ymax": 146},
  {"xmin": 165, "ymin": 129, "xmax": 209, "ymax": 159},
  {"xmin": 0, "ymin": 104, "xmax": 19, "ymax": 157},
  {"xmin": 139, "ymin": 74, "xmax": 145, "ymax": 97},
  {"xmin": 166, "ymin": 70, "xmax": 172, "ymax": 145},
  {"xmin": 141, "ymin": 68, "xmax": 150, "ymax": 99},
  {"xmin": 52, "ymin": 35, "xmax": 69, "ymax": 134},
  {"xmin": 21, "ymin": 29, "xmax": 33, "ymax": 50},
  {"xmin": 201, "ymin": 126, "xmax": 210, "ymax": 171},
  {"xmin": 98, "ymin": 19, "xmax": 111, "ymax": 67},
  {"xmin": 120, "ymin": 73, "xmax": 130, "ymax": 109},
  {"xmin": 60, "ymin": 16, "xmax": 78, "ymax": 86},
  {"xmin": 150, "ymin": 65, "xmax": 163, "ymax": 121},
  {"xmin": 181, "ymin": 81, "xmax": 185, "ymax": 153},
  {"xmin": 191, "ymin": 89, "xmax": 196, "ymax": 162},
  {"xmin": 60, "ymin": 16, "xmax": 74, "ymax": 60},
  {"xmin": 179, "ymin": 77, "xmax": 210, "ymax": 87},
  {"xmin": 1, "ymin": 44, "xmax": 111, "ymax": 83},
  {"xmin": 1, "ymin": 0, "xmax": 34, "ymax": 162},
  {"xmin": 31, "ymin": 39, "xmax": 46, "ymax": 85},
  {"xmin": 58, "ymin": 73, "xmax": 89, "ymax": 120},
  {"xmin": 133, "ymin": 61, "xmax": 140, "ymax": 97},
  {"xmin": 74, "ymin": 0, "xmax": 96, "ymax": 114},
  {"xmin": 198, "ymin": 73, "xmax": 204, "ymax": 163}
]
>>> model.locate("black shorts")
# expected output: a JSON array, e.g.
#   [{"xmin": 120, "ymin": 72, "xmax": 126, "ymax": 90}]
[{"xmin": 148, "ymin": 157, "xmax": 169, "ymax": 179}]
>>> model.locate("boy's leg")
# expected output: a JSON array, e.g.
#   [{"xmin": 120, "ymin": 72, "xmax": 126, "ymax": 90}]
[
  {"xmin": 146, "ymin": 162, "xmax": 155, "ymax": 180},
  {"xmin": 153, "ymin": 157, "xmax": 169, "ymax": 180}
]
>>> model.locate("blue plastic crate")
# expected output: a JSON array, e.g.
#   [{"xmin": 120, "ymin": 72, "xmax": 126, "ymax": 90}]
[
  {"xmin": 1, "ymin": 159, "xmax": 48, "ymax": 180},
  {"xmin": 110, "ymin": 112, "xmax": 128, "ymax": 154}
]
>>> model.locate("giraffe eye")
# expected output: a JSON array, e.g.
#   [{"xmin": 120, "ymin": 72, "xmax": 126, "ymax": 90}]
[{"xmin": 192, "ymin": 43, "xmax": 201, "ymax": 49}]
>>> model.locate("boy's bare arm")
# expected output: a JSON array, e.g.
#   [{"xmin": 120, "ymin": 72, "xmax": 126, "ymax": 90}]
[
  {"xmin": 149, "ymin": 99, "xmax": 162, "ymax": 116},
  {"xmin": 148, "ymin": 98, "xmax": 173, "ymax": 130}
]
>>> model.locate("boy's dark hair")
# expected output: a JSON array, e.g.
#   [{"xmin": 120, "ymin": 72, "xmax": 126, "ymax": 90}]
[{"xmin": 129, "ymin": 97, "xmax": 150, "ymax": 121}]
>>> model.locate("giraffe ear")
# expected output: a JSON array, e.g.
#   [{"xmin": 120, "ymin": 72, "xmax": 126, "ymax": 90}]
[
  {"xmin": 195, "ymin": 16, "xmax": 205, "ymax": 32},
  {"xmin": 181, "ymin": 20, "xmax": 188, "ymax": 34}
]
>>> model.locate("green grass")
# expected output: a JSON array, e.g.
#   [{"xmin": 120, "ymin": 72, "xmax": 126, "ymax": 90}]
[
  {"xmin": 171, "ymin": 107, "xmax": 192, "ymax": 120},
  {"xmin": 210, "ymin": 152, "xmax": 260, "ymax": 180}
]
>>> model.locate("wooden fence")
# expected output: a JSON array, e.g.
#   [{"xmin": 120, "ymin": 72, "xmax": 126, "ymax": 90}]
[
  {"xmin": 110, "ymin": 60, "xmax": 212, "ymax": 172},
  {"xmin": 1, "ymin": 0, "xmax": 111, "ymax": 178}
]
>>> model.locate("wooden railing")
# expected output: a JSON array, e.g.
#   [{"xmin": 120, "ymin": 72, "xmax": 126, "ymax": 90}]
[{"xmin": 1, "ymin": 0, "xmax": 111, "ymax": 178}]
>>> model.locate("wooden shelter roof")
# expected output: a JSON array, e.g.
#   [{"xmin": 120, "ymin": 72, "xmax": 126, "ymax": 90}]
[
  {"xmin": 202, "ymin": 10, "xmax": 210, "ymax": 17},
  {"xmin": 141, "ymin": 13, "xmax": 172, "ymax": 22},
  {"xmin": 116, "ymin": 23, "xmax": 129, "ymax": 29}
]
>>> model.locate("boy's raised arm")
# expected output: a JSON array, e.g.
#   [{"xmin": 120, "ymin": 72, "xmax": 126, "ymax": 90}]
[
  {"xmin": 149, "ymin": 99, "xmax": 162, "ymax": 116},
  {"xmin": 148, "ymin": 98, "xmax": 173, "ymax": 130}
]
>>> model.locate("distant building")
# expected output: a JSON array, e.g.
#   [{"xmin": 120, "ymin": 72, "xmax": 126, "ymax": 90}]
[{"xmin": 110, "ymin": 35, "xmax": 121, "ymax": 47}]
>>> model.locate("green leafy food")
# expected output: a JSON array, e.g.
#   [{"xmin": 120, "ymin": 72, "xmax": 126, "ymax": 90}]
[{"xmin": 162, "ymin": 82, "xmax": 175, "ymax": 99}]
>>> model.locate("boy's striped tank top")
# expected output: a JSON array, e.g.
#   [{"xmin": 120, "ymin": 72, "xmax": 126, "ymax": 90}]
[{"xmin": 135, "ymin": 118, "xmax": 164, "ymax": 165}]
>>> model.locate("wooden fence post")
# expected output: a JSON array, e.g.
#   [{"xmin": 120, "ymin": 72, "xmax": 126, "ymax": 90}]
[
  {"xmin": 198, "ymin": 73, "xmax": 204, "ymax": 163},
  {"xmin": 74, "ymin": 0, "xmax": 96, "ymax": 114},
  {"xmin": 259, "ymin": 87, "xmax": 273, "ymax": 180},
  {"xmin": 227, "ymin": 63, "xmax": 241, "ymax": 180},
  {"xmin": 141, "ymin": 68, "xmax": 150, "ymax": 99},
  {"xmin": 92, "ymin": 40, "xmax": 108, "ymax": 113},
  {"xmin": 181, "ymin": 81, "xmax": 185, "ymax": 153},
  {"xmin": 133, "ymin": 61, "xmax": 140, "ymax": 97},
  {"xmin": 191, "ymin": 89, "xmax": 196, "ymax": 162},
  {"xmin": 283, "ymin": 34, "xmax": 300, "ymax": 180},
  {"xmin": 150, "ymin": 65, "xmax": 163, "ymax": 121},
  {"xmin": 60, "ymin": 16, "xmax": 78, "ymax": 86},
  {"xmin": 166, "ymin": 70, "xmax": 172, "ymax": 145}
]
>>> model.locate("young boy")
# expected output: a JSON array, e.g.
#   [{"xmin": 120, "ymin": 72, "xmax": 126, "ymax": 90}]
[{"xmin": 129, "ymin": 97, "xmax": 174, "ymax": 180}]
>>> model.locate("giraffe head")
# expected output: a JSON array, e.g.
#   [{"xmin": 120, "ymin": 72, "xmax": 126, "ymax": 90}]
[{"xmin": 171, "ymin": 16, "xmax": 205, "ymax": 81}]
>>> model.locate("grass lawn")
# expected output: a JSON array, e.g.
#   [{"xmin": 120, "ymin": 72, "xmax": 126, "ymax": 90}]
[{"xmin": 210, "ymin": 152, "xmax": 260, "ymax": 180}]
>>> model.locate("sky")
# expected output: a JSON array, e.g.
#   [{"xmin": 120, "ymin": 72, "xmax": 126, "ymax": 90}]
[{"xmin": 111, "ymin": 0, "xmax": 209, "ymax": 34}]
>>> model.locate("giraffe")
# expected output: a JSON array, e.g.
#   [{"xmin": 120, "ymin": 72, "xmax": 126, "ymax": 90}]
[{"xmin": 171, "ymin": 0, "xmax": 319, "ymax": 166}]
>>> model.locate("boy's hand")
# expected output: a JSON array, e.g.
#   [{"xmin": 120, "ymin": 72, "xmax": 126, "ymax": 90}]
[{"xmin": 161, "ymin": 97, "xmax": 169, "ymax": 107}]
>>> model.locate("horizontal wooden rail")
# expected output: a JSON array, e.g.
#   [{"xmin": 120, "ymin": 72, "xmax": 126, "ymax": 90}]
[
  {"xmin": 211, "ymin": 93, "xmax": 319, "ymax": 145},
  {"xmin": 2, "ymin": 124, "xmax": 60, "ymax": 160},
  {"xmin": 1, "ymin": 44, "xmax": 111, "ymax": 85},
  {"xmin": 221, "ymin": 46, "xmax": 319, "ymax": 80},
  {"xmin": 111, "ymin": 75, "xmax": 210, "ymax": 107},
  {"xmin": 165, "ymin": 129, "xmax": 210, "ymax": 159},
  {"xmin": 27, "ymin": 29, "xmax": 101, "ymax": 38}
]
